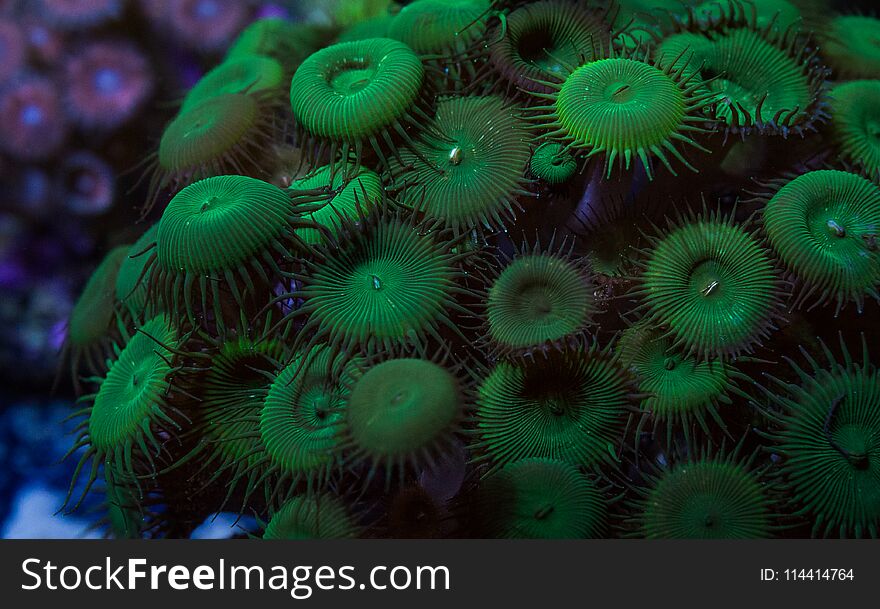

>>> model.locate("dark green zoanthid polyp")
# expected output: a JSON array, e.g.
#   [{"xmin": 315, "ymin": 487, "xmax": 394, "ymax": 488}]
[
  {"xmin": 257, "ymin": 345, "xmax": 359, "ymax": 500},
  {"xmin": 630, "ymin": 444, "xmax": 776, "ymax": 539},
  {"xmin": 822, "ymin": 15, "xmax": 880, "ymax": 80},
  {"xmin": 635, "ymin": 207, "xmax": 784, "ymax": 360},
  {"xmin": 617, "ymin": 320, "xmax": 749, "ymax": 447},
  {"xmin": 289, "ymin": 37, "xmax": 426, "ymax": 171},
  {"xmin": 483, "ymin": 240, "xmax": 597, "ymax": 357},
  {"xmin": 761, "ymin": 170, "xmax": 880, "ymax": 314},
  {"xmin": 149, "ymin": 174, "xmax": 324, "ymax": 333},
  {"xmin": 343, "ymin": 354, "xmax": 467, "ymax": 482},
  {"xmin": 62, "ymin": 0, "xmax": 880, "ymax": 539},
  {"xmin": 181, "ymin": 55, "xmax": 286, "ymax": 112},
  {"xmin": 388, "ymin": 95, "xmax": 533, "ymax": 234},
  {"xmin": 656, "ymin": 0, "xmax": 829, "ymax": 136},
  {"xmin": 489, "ymin": 0, "xmax": 615, "ymax": 94},
  {"xmin": 530, "ymin": 142, "xmax": 577, "ymax": 184},
  {"xmin": 761, "ymin": 335, "xmax": 880, "ymax": 538},
  {"xmin": 389, "ymin": 0, "xmax": 492, "ymax": 57},
  {"xmin": 282, "ymin": 205, "xmax": 474, "ymax": 354},
  {"xmin": 263, "ymin": 494, "xmax": 359, "ymax": 539},
  {"xmin": 468, "ymin": 458, "xmax": 607, "ymax": 538},
  {"xmin": 146, "ymin": 92, "xmax": 279, "ymax": 214},
  {"xmin": 65, "ymin": 315, "xmax": 181, "ymax": 512},
  {"xmin": 181, "ymin": 336, "xmax": 285, "ymax": 505},
  {"xmin": 474, "ymin": 342, "xmax": 632, "ymax": 470},
  {"xmin": 525, "ymin": 43, "xmax": 717, "ymax": 179},
  {"xmin": 829, "ymin": 81, "xmax": 880, "ymax": 178}
]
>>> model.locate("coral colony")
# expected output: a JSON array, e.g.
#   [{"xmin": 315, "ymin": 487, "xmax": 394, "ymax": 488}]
[{"xmin": 60, "ymin": 0, "xmax": 880, "ymax": 539}]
